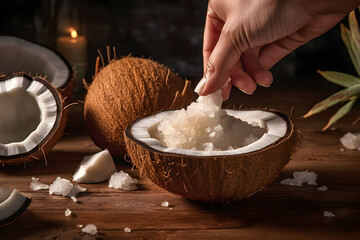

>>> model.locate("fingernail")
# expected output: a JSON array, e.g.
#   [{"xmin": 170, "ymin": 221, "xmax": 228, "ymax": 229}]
[
  {"xmin": 221, "ymin": 78, "xmax": 231, "ymax": 89},
  {"xmin": 257, "ymin": 82, "xmax": 271, "ymax": 87},
  {"xmin": 238, "ymin": 88, "xmax": 254, "ymax": 95},
  {"xmin": 194, "ymin": 77, "xmax": 207, "ymax": 94}
]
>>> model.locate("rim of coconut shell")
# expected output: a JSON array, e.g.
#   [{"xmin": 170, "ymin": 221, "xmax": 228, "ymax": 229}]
[
  {"xmin": 125, "ymin": 109, "xmax": 298, "ymax": 158},
  {"xmin": 0, "ymin": 36, "xmax": 74, "ymax": 99},
  {"xmin": 124, "ymin": 108, "xmax": 301, "ymax": 203},
  {"xmin": 0, "ymin": 73, "xmax": 67, "ymax": 167}
]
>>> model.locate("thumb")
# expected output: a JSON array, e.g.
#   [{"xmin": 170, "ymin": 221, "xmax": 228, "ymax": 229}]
[{"xmin": 197, "ymin": 29, "xmax": 243, "ymax": 96}]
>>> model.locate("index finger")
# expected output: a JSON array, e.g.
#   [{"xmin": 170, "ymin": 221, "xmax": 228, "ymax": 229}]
[{"xmin": 203, "ymin": 4, "xmax": 225, "ymax": 73}]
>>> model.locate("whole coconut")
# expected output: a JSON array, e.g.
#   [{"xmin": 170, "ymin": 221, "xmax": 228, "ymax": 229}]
[{"xmin": 84, "ymin": 56, "xmax": 196, "ymax": 157}]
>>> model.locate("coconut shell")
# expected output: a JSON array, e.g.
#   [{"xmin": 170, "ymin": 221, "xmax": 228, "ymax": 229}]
[
  {"xmin": 0, "ymin": 73, "xmax": 67, "ymax": 167},
  {"xmin": 84, "ymin": 56, "xmax": 197, "ymax": 157},
  {"xmin": 124, "ymin": 110, "xmax": 301, "ymax": 203},
  {"xmin": 0, "ymin": 36, "xmax": 74, "ymax": 102}
]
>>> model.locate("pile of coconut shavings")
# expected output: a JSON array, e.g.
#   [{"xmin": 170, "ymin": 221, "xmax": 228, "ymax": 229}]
[
  {"xmin": 30, "ymin": 177, "xmax": 49, "ymax": 191},
  {"xmin": 280, "ymin": 170, "xmax": 317, "ymax": 186},
  {"xmin": 109, "ymin": 171, "xmax": 137, "ymax": 191},
  {"xmin": 281, "ymin": 171, "xmax": 335, "ymax": 217},
  {"xmin": 30, "ymin": 176, "xmax": 86, "ymax": 197},
  {"xmin": 340, "ymin": 132, "xmax": 360, "ymax": 150},
  {"xmin": 154, "ymin": 90, "xmax": 264, "ymax": 151},
  {"xmin": 48, "ymin": 177, "xmax": 86, "ymax": 197},
  {"xmin": 324, "ymin": 211, "xmax": 335, "ymax": 217},
  {"xmin": 82, "ymin": 224, "xmax": 97, "ymax": 235},
  {"xmin": 65, "ymin": 208, "xmax": 72, "ymax": 217}
]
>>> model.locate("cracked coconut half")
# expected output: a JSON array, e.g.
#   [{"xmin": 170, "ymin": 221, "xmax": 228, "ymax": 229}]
[
  {"xmin": 125, "ymin": 91, "xmax": 301, "ymax": 203},
  {"xmin": 0, "ymin": 73, "xmax": 67, "ymax": 167}
]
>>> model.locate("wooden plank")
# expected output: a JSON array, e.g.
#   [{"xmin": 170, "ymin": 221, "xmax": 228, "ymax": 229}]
[{"xmin": 1, "ymin": 83, "xmax": 360, "ymax": 239}]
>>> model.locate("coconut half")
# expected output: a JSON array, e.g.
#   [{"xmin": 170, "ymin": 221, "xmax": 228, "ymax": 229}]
[
  {"xmin": 124, "ymin": 109, "xmax": 300, "ymax": 203},
  {"xmin": 0, "ymin": 187, "xmax": 31, "ymax": 227},
  {"xmin": 0, "ymin": 73, "xmax": 66, "ymax": 167},
  {"xmin": 0, "ymin": 36, "xmax": 73, "ymax": 98}
]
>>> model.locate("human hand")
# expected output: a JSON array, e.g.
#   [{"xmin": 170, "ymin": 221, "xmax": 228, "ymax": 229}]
[{"xmin": 195, "ymin": 0, "xmax": 359, "ymax": 99}]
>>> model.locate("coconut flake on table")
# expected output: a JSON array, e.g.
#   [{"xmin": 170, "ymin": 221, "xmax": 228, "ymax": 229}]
[
  {"xmin": 49, "ymin": 177, "xmax": 86, "ymax": 197},
  {"xmin": 153, "ymin": 90, "xmax": 266, "ymax": 151},
  {"xmin": 109, "ymin": 171, "xmax": 137, "ymax": 191},
  {"xmin": 324, "ymin": 211, "xmax": 335, "ymax": 217},
  {"xmin": 73, "ymin": 149, "xmax": 117, "ymax": 183},
  {"xmin": 280, "ymin": 170, "xmax": 317, "ymax": 186},
  {"xmin": 161, "ymin": 201, "xmax": 169, "ymax": 207},
  {"xmin": 30, "ymin": 177, "xmax": 49, "ymax": 191},
  {"xmin": 317, "ymin": 185, "xmax": 328, "ymax": 191},
  {"xmin": 340, "ymin": 132, "xmax": 360, "ymax": 150},
  {"xmin": 65, "ymin": 208, "xmax": 72, "ymax": 217},
  {"xmin": 124, "ymin": 227, "xmax": 131, "ymax": 233},
  {"xmin": 71, "ymin": 196, "xmax": 78, "ymax": 203},
  {"xmin": 82, "ymin": 224, "xmax": 97, "ymax": 235}
]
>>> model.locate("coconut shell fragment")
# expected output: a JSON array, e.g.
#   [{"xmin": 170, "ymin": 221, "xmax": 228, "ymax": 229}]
[
  {"xmin": 84, "ymin": 56, "xmax": 197, "ymax": 157},
  {"xmin": 124, "ymin": 109, "xmax": 301, "ymax": 203},
  {"xmin": 0, "ymin": 188, "xmax": 31, "ymax": 227}
]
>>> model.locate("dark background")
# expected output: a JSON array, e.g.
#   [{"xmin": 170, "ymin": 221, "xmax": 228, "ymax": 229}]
[{"xmin": 0, "ymin": 0, "xmax": 357, "ymax": 84}]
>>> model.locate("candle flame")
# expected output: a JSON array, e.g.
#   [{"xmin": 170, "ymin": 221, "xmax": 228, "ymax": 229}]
[{"xmin": 70, "ymin": 28, "xmax": 78, "ymax": 39}]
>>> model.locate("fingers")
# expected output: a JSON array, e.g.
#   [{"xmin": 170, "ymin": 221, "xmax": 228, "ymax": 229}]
[
  {"xmin": 258, "ymin": 38, "xmax": 299, "ymax": 70},
  {"xmin": 229, "ymin": 61, "xmax": 257, "ymax": 95},
  {"xmin": 241, "ymin": 50, "xmax": 273, "ymax": 87},
  {"xmin": 221, "ymin": 78, "xmax": 232, "ymax": 100},
  {"xmin": 198, "ymin": 26, "xmax": 243, "ymax": 96},
  {"xmin": 203, "ymin": 4, "xmax": 225, "ymax": 73},
  {"xmin": 198, "ymin": 1, "xmax": 277, "ymax": 97}
]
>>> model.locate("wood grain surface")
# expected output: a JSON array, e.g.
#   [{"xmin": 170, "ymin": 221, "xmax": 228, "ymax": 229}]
[{"xmin": 0, "ymin": 81, "xmax": 359, "ymax": 239}]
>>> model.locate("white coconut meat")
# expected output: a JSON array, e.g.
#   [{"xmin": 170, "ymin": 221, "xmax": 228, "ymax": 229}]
[
  {"xmin": 130, "ymin": 91, "xmax": 287, "ymax": 156},
  {"xmin": 0, "ymin": 75, "xmax": 59, "ymax": 156},
  {"xmin": 73, "ymin": 150, "xmax": 117, "ymax": 183},
  {"xmin": 0, "ymin": 188, "xmax": 31, "ymax": 226},
  {"xmin": 0, "ymin": 36, "xmax": 70, "ymax": 88}
]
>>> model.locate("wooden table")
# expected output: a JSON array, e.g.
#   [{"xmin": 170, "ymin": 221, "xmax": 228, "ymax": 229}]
[{"xmin": 1, "ymin": 80, "xmax": 359, "ymax": 239}]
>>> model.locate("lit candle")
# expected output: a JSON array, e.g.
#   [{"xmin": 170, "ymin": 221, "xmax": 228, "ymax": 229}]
[
  {"xmin": 57, "ymin": 28, "xmax": 87, "ymax": 66},
  {"xmin": 56, "ymin": 28, "xmax": 87, "ymax": 93}
]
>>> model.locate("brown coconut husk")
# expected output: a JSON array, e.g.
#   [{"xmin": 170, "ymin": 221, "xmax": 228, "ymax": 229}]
[
  {"xmin": 124, "ymin": 109, "xmax": 301, "ymax": 203},
  {"xmin": 0, "ymin": 73, "xmax": 67, "ymax": 167},
  {"xmin": 84, "ymin": 54, "xmax": 197, "ymax": 157}
]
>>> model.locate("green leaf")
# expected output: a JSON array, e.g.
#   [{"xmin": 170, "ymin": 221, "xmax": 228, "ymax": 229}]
[
  {"xmin": 304, "ymin": 84, "xmax": 360, "ymax": 118},
  {"xmin": 341, "ymin": 23, "xmax": 360, "ymax": 76},
  {"xmin": 349, "ymin": 11, "xmax": 360, "ymax": 43},
  {"xmin": 317, "ymin": 70, "xmax": 360, "ymax": 87},
  {"xmin": 323, "ymin": 96, "xmax": 360, "ymax": 130}
]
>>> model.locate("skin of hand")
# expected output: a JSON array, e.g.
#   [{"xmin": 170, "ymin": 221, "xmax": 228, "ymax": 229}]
[{"xmin": 195, "ymin": 0, "xmax": 360, "ymax": 100}]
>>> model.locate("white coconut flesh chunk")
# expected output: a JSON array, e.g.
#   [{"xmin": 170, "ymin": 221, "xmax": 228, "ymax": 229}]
[
  {"xmin": 131, "ymin": 110, "xmax": 287, "ymax": 157},
  {"xmin": 0, "ymin": 76, "xmax": 59, "ymax": 156},
  {"xmin": 0, "ymin": 188, "xmax": 31, "ymax": 226},
  {"xmin": 73, "ymin": 149, "xmax": 117, "ymax": 183},
  {"xmin": 0, "ymin": 36, "xmax": 70, "ymax": 88}
]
